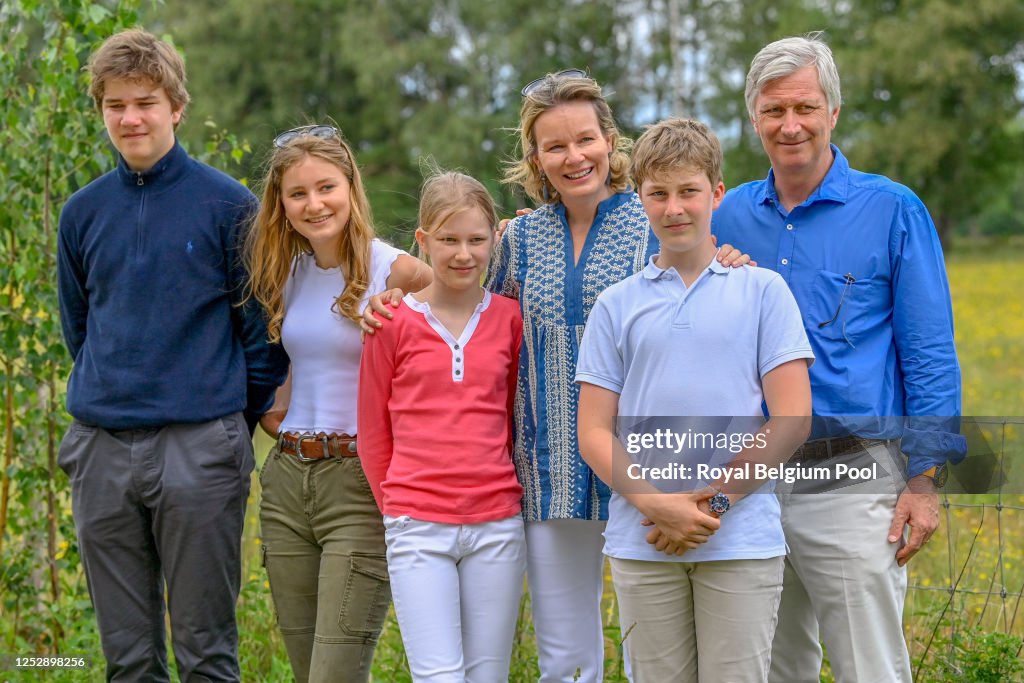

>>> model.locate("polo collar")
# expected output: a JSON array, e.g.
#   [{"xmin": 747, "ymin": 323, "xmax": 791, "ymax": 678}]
[
  {"xmin": 641, "ymin": 249, "xmax": 729, "ymax": 280},
  {"xmin": 759, "ymin": 144, "xmax": 850, "ymax": 207},
  {"xmin": 403, "ymin": 289, "xmax": 492, "ymax": 315}
]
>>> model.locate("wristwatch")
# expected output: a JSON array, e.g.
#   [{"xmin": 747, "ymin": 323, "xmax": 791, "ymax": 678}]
[
  {"xmin": 709, "ymin": 491, "xmax": 731, "ymax": 516},
  {"xmin": 921, "ymin": 464, "xmax": 948, "ymax": 488}
]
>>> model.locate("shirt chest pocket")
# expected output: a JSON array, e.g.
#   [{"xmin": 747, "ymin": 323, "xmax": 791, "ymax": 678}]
[{"xmin": 809, "ymin": 270, "xmax": 891, "ymax": 346}]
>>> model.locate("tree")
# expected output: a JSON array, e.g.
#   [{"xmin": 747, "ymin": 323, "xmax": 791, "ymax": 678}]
[
  {"xmin": 832, "ymin": 0, "xmax": 1024, "ymax": 248},
  {"xmin": 149, "ymin": 0, "xmax": 635, "ymax": 239},
  {"xmin": 1, "ymin": 0, "xmax": 144, "ymax": 655}
]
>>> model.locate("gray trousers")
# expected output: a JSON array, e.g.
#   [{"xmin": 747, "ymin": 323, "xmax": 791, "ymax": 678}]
[{"xmin": 58, "ymin": 414, "xmax": 253, "ymax": 682}]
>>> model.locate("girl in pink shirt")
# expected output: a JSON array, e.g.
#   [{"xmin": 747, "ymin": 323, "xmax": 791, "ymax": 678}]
[{"xmin": 358, "ymin": 171, "xmax": 525, "ymax": 682}]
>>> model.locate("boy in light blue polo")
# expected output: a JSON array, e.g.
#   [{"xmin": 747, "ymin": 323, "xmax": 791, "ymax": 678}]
[{"xmin": 576, "ymin": 118, "xmax": 815, "ymax": 682}]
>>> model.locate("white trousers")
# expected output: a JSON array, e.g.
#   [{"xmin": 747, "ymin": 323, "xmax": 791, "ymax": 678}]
[
  {"xmin": 524, "ymin": 519, "xmax": 609, "ymax": 683},
  {"xmin": 385, "ymin": 515, "xmax": 526, "ymax": 683}
]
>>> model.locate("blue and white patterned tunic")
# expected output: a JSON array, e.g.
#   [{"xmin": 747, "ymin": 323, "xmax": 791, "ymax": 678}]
[{"xmin": 485, "ymin": 191, "xmax": 657, "ymax": 521}]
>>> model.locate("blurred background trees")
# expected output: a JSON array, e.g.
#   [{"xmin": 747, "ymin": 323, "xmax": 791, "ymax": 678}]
[
  {"xmin": 2, "ymin": 0, "xmax": 1022, "ymax": 675},
  {"xmin": 142, "ymin": 0, "xmax": 1024, "ymax": 248}
]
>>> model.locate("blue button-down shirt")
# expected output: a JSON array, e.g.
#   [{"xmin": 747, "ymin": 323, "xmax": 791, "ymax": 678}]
[{"xmin": 712, "ymin": 145, "xmax": 964, "ymax": 477}]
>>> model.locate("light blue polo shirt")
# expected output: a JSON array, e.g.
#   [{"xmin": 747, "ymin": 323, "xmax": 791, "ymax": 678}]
[{"xmin": 575, "ymin": 252, "xmax": 814, "ymax": 562}]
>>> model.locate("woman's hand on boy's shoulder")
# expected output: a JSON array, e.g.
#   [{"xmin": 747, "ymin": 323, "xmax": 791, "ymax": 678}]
[
  {"xmin": 713, "ymin": 236, "xmax": 757, "ymax": 268},
  {"xmin": 360, "ymin": 289, "xmax": 403, "ymax": 338}
]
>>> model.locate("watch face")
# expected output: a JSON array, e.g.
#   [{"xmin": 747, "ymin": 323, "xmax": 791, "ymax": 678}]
[
  {"xmin": 710, "ymin": 492, "xmax": 730, "ymax": 515},
  {"xmin": 933, "ymin": 465, "xmax": 948, "ymax": 488}
]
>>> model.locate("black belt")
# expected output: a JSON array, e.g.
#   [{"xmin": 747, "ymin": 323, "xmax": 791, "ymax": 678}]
[{"xmin": 792, "ymin": 437, "xmax": 891, "ymax": 462}]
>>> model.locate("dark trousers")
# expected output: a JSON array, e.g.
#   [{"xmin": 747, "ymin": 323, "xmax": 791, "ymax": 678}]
[{"xmin": 58, "ymin": 414, "xmax": 253, "ymax": 682}]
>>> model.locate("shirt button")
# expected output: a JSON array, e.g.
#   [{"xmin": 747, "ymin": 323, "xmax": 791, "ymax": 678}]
[
  {"xmin": 455, "ymin": 357, "xmax": 462, "ymax": 362},
  {"xmin": 787, "ymin": 224, "xmax": 794, "ymax": 231},
  {"xmin": 455, "ymin": 369, "xmax": 461, "ymax": 375},
  {"xmin": 781, "ymin": 258, "xmax": 789, "ymax": 265},
  {"xmin": 454, "ymin": 344, "xmax": 460, "ymax": 350}
]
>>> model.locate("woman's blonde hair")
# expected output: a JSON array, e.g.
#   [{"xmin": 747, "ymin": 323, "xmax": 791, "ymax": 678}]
[
  {"xmin": 418, "ymin": 170, "xmax": 498, "ymax": 242},
  {"xmin": 503, "ymin": 74, "xmax": 632, "ymax": 204},
  {"xmin": 245, "ymin": 133, "xmax": 375, "ymax": 342}
]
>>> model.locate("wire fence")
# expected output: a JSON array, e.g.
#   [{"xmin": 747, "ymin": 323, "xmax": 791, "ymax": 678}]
[{"xmin": 905, "ymin": 418, "xmax": 1024, "ymax": 681}]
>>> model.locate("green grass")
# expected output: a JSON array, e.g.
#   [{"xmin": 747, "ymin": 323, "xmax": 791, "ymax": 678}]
[
  {"xmin": 233, "ymin": 246, "xmax": 1024, "ymax": 681},
  {"xmin": 4, "ymin": 245, "xmax": 1020, "ymax": 682}
]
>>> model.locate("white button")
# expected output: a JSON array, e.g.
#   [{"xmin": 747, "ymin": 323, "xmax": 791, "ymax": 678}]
[
  {"xmin": 781, "ymin": 258, "xmax": 789, "ymax": 265},
  {"xmin": 787, "ymin": 224, "xmax": 794, "ymax": 231}
]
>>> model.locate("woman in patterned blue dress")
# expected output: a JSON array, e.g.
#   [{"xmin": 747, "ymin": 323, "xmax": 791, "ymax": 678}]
[{"xmin": 487, "ymin": 72, "xmax": 653, "ymax": 683}]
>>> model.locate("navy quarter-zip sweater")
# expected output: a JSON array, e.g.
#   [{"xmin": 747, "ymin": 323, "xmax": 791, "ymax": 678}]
[{"xmin": 57, "ymin": 141, "xmax": 287, "ymax": 430}]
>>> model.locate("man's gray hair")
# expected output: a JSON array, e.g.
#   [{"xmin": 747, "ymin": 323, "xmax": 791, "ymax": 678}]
[{"xmin": 745, "ymin": 32, "xmax": 841, "ymax": 121}]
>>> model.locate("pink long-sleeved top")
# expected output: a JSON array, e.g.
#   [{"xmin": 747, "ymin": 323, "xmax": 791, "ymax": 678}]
[{"xmin": 357, "ymin": 291, "xmax": 523, "ymax": 525}]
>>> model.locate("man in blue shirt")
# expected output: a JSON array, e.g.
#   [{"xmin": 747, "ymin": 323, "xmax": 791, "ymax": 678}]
[
  {"xmin": 713, "ymin": 34, "xmax": 963, "ymax": 682},
  {"xmin": 57, "ymin": 29, "xmax": 287, "ymax": 681}
]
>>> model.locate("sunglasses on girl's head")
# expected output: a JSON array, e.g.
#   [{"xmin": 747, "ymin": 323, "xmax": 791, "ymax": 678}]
[
  {"xmin": 272, "ymin": 125, "xmax": 341, "ymax": 148},
  {"xmin": 520, "ymin": 68, "xmax": 588, "ymax": 97}
]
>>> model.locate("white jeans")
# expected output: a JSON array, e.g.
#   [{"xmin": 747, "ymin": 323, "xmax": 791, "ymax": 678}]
[
  {"xmin": 524, "ymin": 519, "xmax": 610, "ymax": 683},
  {"xmin": 384, "ymin": 515, "xmax": 526, "ymax": 683}
]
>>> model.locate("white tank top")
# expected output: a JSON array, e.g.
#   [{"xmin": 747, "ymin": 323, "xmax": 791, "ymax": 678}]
[{"xmin": 279, "ymin": 239, "xmax": 403, "ymax": 434}]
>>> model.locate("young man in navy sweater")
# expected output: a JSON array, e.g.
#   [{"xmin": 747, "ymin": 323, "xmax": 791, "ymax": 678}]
[{"xmin": 56, "ymin": 28, "xmax": 287, "ymax": 682}]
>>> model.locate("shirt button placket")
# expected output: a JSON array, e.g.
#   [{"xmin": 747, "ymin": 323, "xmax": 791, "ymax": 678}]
[
  {"xmin": 452, "ymin": 342, "xmax": 463, "ymax": 380},
  {"xmin": 780, "ymin": 221, "xmax": 797, "ymax": 280}
]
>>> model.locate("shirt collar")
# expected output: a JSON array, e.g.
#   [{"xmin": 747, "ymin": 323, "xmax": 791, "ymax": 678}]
[
  {"xmin": 759, "ymin": 144, "xmax": 850, "ymax": 207},
  {"xmin": 641, "ymin": 249, "xmax": 729, "ymax": 280},
  {"xmin": 403, "ymin": 289, "xmax": 492, "ymax": 314}
]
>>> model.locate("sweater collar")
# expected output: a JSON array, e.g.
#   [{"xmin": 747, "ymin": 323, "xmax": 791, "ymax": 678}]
[{"xmin": 116, "ymin": 140, "xmax": 189, "ymax": 187}]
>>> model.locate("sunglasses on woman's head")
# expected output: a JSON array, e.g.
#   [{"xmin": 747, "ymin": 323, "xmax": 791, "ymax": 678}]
[
  {"xmin": 520, "ymin": 68, "xmax": 588, "ymax": 97},
  {"xmin": 272, "ymin": 125, "xmax": 341, "ymax": 148}
]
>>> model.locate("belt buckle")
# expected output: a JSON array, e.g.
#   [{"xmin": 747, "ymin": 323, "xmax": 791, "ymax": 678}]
[{"xmin": 294, "ymin": 433, "xmax": 330, "ymax": 462}]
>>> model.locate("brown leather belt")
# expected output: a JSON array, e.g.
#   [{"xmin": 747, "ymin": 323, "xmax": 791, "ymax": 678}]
[
  {"xmin": 792, "ymin": 436, "xmax": 890, "ymax": 462},
  {"xmin": 279, "ymin": 432, "xmax": 358, "ymax": 461}
]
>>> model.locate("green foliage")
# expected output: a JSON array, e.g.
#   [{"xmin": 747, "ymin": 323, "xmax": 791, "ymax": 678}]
[
  {"xmin": 150, "ymin": 0, "xmax": 637, "ymax": 240},
  {"xmin": 146, "ymin": 0, "xmax": 1024, "ymax": 249},
  {"xmin": 831, "ymin": 0, "xmax": 1024, "ymax": 247},
  {"xmin": 925, "ymin": 627, "xmax": 1024, "ymax": 682},
  {"xmin": 0, "ymin": 0, "xmax": 143, "ymax": 660},
  {"xmin": 973, "ymin": 156, "xmax": 1024, "ymax": 237}
]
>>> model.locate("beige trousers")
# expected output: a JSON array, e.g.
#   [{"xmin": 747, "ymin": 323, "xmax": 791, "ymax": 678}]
[
  {"xmin": 769, "ymin": 441, "xmax": 912, "ymax": 683},
  {"xmin": 611, "ymin": 556, "xmax": 785, "ymax": 682}
]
